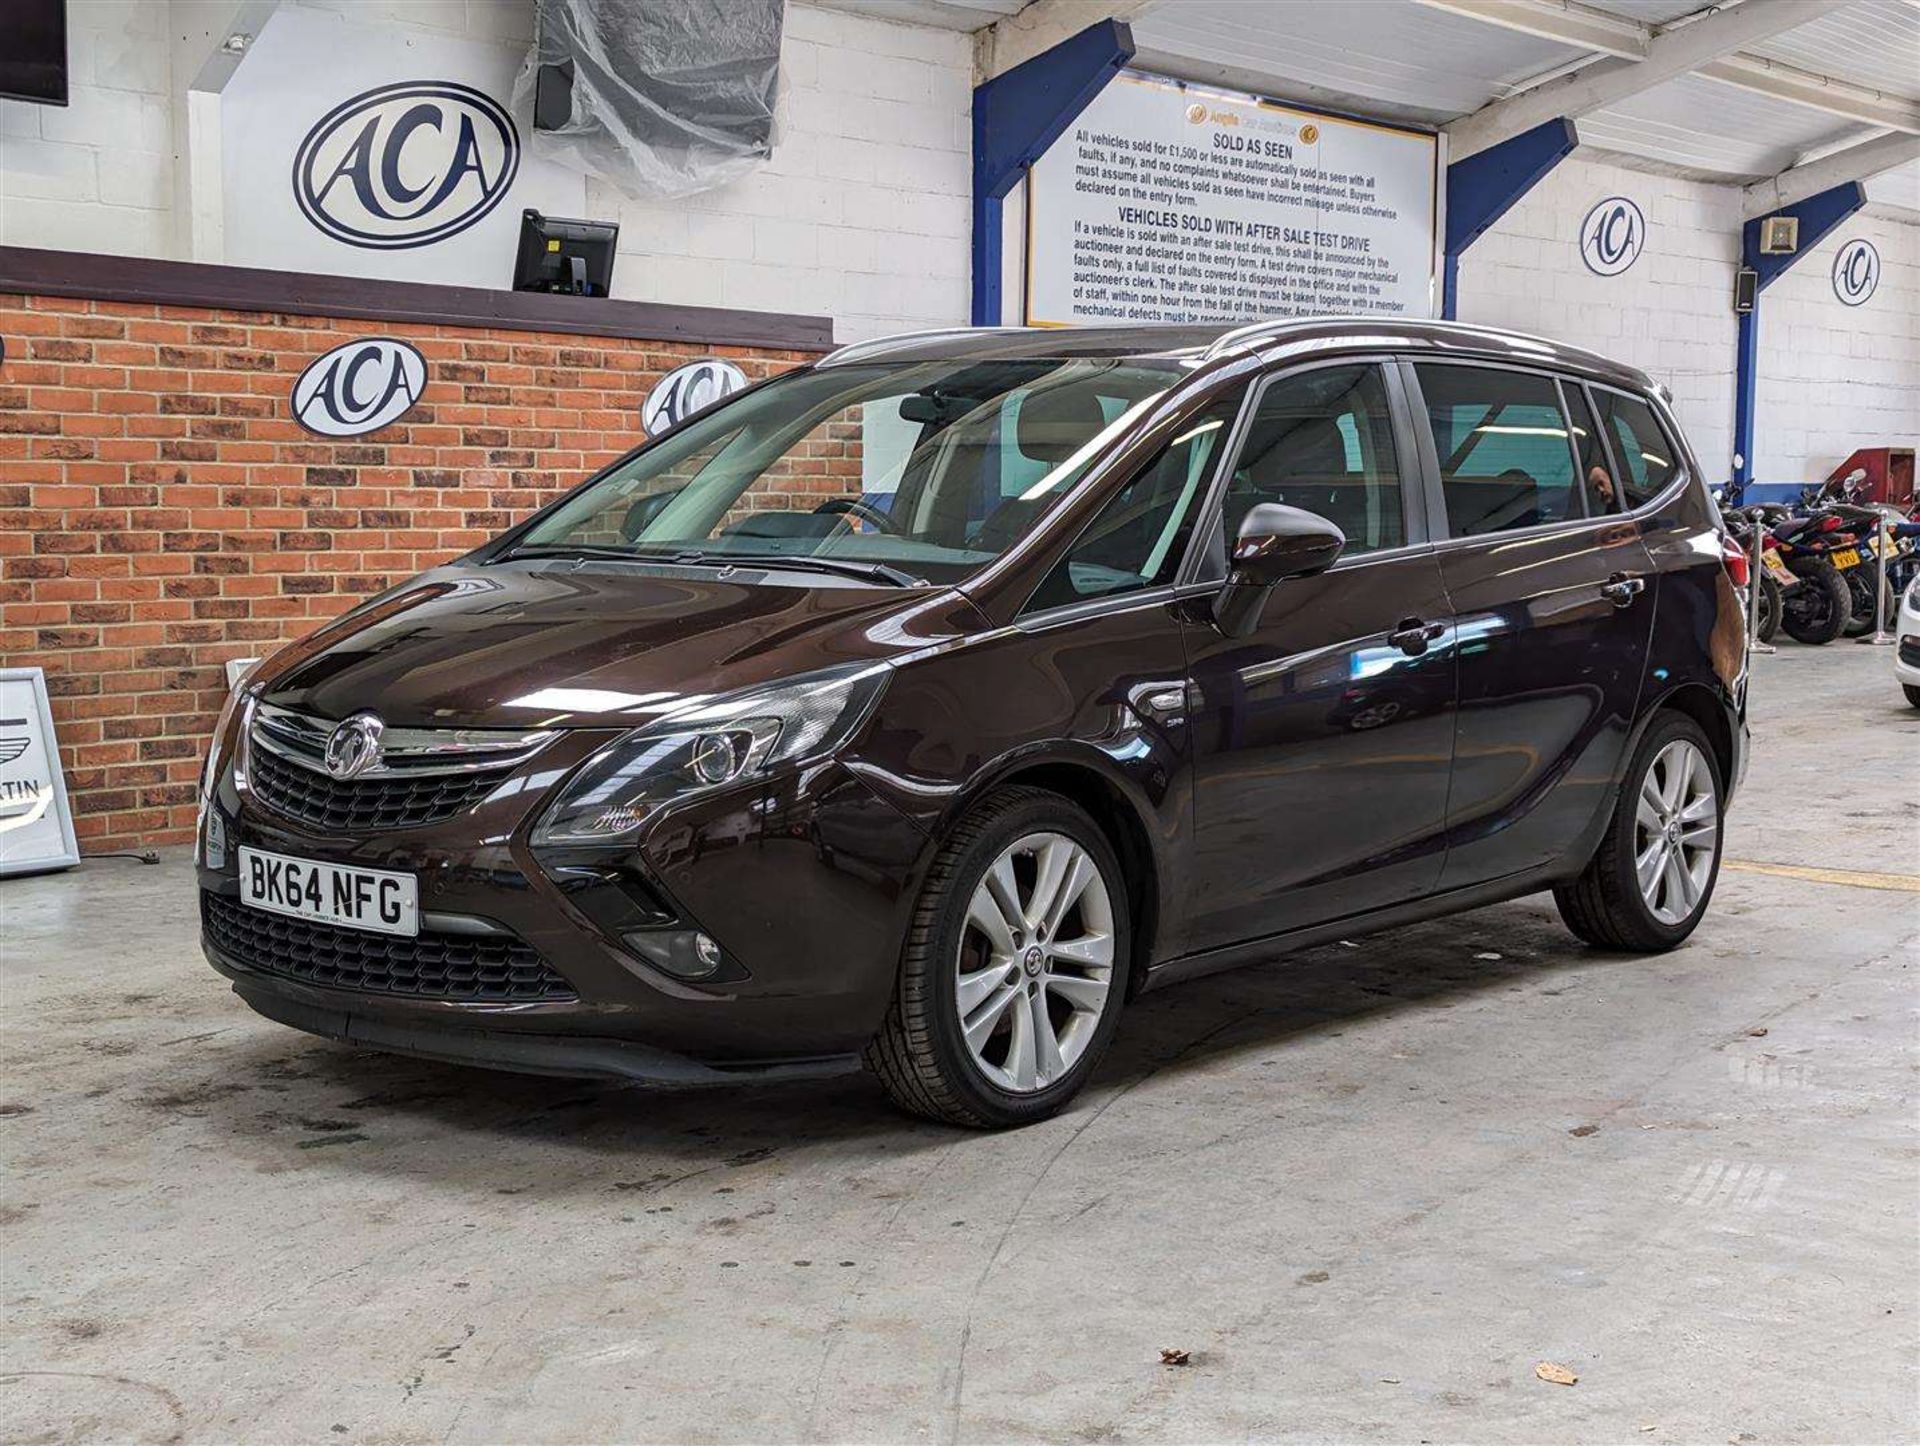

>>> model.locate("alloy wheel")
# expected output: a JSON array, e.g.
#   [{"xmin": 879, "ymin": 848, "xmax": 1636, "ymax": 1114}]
[
  {"xmin": 1634, "ymin": 739, "xmax": 1718, "ymax": 925},
  {"xmin": 955, "ymin": 831, "xmax": 1116, "ymax": 1093}
]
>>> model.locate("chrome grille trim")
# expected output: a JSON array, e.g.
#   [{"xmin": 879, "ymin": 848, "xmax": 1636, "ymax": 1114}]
[{"xmin": 249, "ymin": 702, "xmax": 555, "ymax": 779}]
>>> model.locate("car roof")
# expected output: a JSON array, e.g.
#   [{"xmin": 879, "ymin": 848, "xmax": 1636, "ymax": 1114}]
[{"xmin": 818, "ymin": 317, "xmax": 1660, "ymax": 397}]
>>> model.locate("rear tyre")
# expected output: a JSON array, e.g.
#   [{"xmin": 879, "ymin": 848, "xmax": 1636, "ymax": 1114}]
[
  {"xmin": 1779, "ymin": 561, "xmax": 1849, "ymax": 645},
  {"xmin": 1906, "ymin": 684, "xmax": 1920, "ymax": 710},
  {"xmin": 1755, "ymin": 574, "xmax": 1782, "ymax": 644},
  {"xmin": 865, "ymin": 788, "xmax": 1131, "ymax": 1128},
  {"xmin": 1554, "ymin": 711, "xmax": 1723, "ymax": 952}
]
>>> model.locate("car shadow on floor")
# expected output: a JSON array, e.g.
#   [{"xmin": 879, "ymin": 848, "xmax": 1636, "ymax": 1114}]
[{"xmin": 185, "ymin": 896, "xmax": 1609, "ymax": 1186}]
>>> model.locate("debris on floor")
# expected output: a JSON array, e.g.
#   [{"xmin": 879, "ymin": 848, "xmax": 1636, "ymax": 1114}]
[
  {"xmin": 1569, "ymin": 1124, "xmax": 1599, "ymax": 1137},
  {"xmin": 1159, "ymin": 1348, "xmax": 1190, "ymax": 1366},
  {"xmin": 1535, "ymin": 1361, "xmax": 1579, "ymax": 1386}
]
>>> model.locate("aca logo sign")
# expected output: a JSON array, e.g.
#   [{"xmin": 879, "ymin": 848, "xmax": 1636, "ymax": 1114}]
[
  {"xmin": 642, "ymin": 359, "xmax": 749, "ymax": 436},
  {"xmin": 292, "ymin": 339, "xmax": 427, "ymax": 437},
  {"xmin": 293, "ymin": 81, "xmax": 519, "ymax": 250},
  {"xmin": 1831, "ymin": 238, "xmax": 1879, "ymax": 307},
  {"xmin": 1579, "ymin": 196, "xmax": 1645, "ymax": 276}
]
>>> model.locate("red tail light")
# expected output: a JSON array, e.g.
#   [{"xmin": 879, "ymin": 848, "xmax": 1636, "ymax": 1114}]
[{"xmin": 1721, "ymin": 533, "xmax": 1750, "ymax": 588}]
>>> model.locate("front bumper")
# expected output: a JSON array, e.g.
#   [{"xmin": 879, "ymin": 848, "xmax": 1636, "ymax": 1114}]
[
  {"xmin": 228, "ymin": 979, "xmax": 862, "ymax": 1087},
  {"xmin": 198, "ymin": 729, "xmax": 931, "ymax": 1071}
]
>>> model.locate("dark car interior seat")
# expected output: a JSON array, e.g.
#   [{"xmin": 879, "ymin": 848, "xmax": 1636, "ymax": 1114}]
[
  {"xmin": 1227, "ymin": 414, "xmax": 1379, "ymax": 544},
  {"xmin": 972, "ymin": 384, "xmax": 1112, "ymax": 552}
]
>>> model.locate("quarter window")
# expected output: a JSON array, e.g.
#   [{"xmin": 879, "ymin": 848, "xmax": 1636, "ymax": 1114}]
[
  {"xmin": 1024, "ymin": 393, "xmax": 1243, "ymax": 613},
  {"xmin": 1564, "ymin": 384, "xmax": 1619, "ymax": 516},
  {"xmin": 1594, "ymin": 390, "xmax": 1681, "ymax": 506},
  {"xmin": 1415, "ymin": 364, "xmax": 1579, "ymax": 536},
  {"xmin": 1219, "ymin": 365, "xmax": 1404, "ymax": 558}
]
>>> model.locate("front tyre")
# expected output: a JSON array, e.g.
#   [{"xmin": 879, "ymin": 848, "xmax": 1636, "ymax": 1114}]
[
  {"xmin": 1554, "ymin": 712, "xmax": 1724, "ymax": 952},
  {"xmin": 865, "ymin": 788, "xmax": 1130, "ymax": 1128}
]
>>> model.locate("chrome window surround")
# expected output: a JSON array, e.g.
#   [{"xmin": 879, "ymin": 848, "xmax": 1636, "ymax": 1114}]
[{"xmin": 248, "ymin": 702, "xmax": 556, "ymax": 780}]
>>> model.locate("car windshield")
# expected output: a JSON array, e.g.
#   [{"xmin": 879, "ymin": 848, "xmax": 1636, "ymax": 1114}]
[{"xmin": 509, "ymin": 358, "xmax": 1187, "ymax": 584}]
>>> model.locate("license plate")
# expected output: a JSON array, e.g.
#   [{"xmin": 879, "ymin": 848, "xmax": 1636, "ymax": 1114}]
[
  {"xmin": 1829, "ymin": 547, "xmax": 1861, "ymax": 569},
  {"xmin": 1761, "ymin": 549, "xmax": 1795, "ymax": 586},
  {"xmin": 238, "ymin": 846, "xmax": 419, "ymax": 937}
]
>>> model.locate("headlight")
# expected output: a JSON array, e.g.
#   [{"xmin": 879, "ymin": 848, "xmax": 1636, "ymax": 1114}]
[{"xmin": 530, "ymin": 663, "xmax": 889, "ymax": 847}]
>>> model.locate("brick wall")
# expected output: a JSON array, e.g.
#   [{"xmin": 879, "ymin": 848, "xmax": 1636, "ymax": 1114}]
[{"xmin": 0, "ymin": 291, "xmax": 815, "ymax": 851}]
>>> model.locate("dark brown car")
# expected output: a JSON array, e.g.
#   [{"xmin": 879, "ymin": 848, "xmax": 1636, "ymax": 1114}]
[{"xmin": 197, "ymin": 318, "xmax": 1748, "ymax": 1127}]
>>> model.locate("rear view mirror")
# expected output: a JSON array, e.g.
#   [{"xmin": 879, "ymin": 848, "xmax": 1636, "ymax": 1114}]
[{"xmin": 1213, "ymin": 503, "xmax": 1345, "ymax": 638}]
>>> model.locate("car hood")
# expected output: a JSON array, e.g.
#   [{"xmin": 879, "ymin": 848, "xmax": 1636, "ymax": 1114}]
[{"xmin": 257, "ymin": 560, "xmax": 984, "ymax": 729}]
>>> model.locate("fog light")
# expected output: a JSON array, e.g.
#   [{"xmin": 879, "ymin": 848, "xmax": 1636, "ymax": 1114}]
[{"xmin": 621, "ymin": 928, "xmax": 727, "ymax": 980}]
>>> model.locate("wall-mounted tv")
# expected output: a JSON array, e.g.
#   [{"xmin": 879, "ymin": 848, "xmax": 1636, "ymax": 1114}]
[{"xmin": 0, "ymin": 0, "xmax": 69, "ymax": 107}]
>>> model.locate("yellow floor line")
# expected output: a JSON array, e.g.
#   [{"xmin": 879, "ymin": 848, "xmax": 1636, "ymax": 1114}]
[{"xmin": 1724, "ymin": 860, "xmax": 1920, "ymax": 894}]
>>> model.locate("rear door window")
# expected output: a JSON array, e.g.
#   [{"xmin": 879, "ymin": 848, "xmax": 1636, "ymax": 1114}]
[
  {"xmin": 1414, "ymin": 364, "xmax": 1579, "ymax": 536},
  {"xmin": 1593, "ymin": 389, "xmax": 1681, "ymax": 506}
]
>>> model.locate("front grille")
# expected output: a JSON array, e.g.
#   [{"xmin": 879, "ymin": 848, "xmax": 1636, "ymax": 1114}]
[
  {"xmin": 202, "ymin": 891, "xmax": 577, "ymax": 1002},
  {"xmin": 247, "ymin": 743, "xmax": 516, "ymax": 832},
  {"xmin": 1900, "ymin": 638, "xmax": 1920, "ymax": 668}
]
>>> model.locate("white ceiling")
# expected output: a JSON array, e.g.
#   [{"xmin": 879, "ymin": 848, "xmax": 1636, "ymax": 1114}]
[{"xmin": 812, "ymin": 0, "xmax": 1920, "ymax": 210}]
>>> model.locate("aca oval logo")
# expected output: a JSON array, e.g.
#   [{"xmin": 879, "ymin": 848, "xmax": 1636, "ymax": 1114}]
[
  {"xmin": 642, "ymin": 359, "xmax": 749, "ymax": 436},
  {"xmin": 292, "ymin": 338, "xmax": 427, "ymax": 437},
  {"xmin": 293, "ymin": 81, "xmax": 519, "ymax": 250},
  {"xmin": 1831, "ymin": 238, "xmax": 1879, "ymax": 307},
  {"xmin": 1579, "ymin": 196, "xmax": 1645, "ymax": 277}
]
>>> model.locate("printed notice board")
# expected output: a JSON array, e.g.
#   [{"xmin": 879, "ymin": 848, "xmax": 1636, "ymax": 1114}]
[{"xmin": 1025, "ymin": 72, "xmax": 1439, "ymax": 326}]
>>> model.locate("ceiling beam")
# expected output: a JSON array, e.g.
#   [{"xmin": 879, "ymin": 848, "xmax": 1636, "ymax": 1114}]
[
  {"xmin": 1743, "ymin": 130, "xmax": 1920, "ymax": 216},
  {"xmin": 1699, "ymin": 53, "xmax": 1920, "ymax": 134},
  {"xmin": 1445, "ymin": 0, "xmax": 1854, "ymax": 160},
  {"xmin": 1412, "ymin": 0, "xmax": 1647, "ymax": 62},
  {"xmin": 975, "ymin": 0, "xmax": 1165, "ymax": 81}
]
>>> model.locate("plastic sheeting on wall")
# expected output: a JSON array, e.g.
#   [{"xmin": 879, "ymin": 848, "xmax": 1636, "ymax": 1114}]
[{"xmin": 517, "ymin": 0, "xmax": 783, "ymax": 200}]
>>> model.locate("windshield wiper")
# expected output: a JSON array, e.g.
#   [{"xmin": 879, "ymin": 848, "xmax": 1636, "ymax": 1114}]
[
  {"xmin": 500, "ymin": 543, "xmax": 650, "ymax": 563},
  {"xmin": 726, "ymin": 554, "xmax": 927, "ymax": 587}
]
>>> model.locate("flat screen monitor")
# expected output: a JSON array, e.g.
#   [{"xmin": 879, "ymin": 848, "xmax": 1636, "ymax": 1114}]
[
  {"xmin": 0, "ymin": 0, "xmax": 68, "ymax": 106},
  {"xmin": 513, "ymin": 210, "xmax": 619, "ymax": 298}
]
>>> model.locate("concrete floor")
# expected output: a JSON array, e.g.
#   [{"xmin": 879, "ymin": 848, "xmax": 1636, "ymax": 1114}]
[{"xmin": 3, "ymin": 641, "xmax": 1916, "ymax": 1445}]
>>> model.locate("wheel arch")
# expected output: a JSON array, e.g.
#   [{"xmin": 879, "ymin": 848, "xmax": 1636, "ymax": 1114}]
[
  {"xmin": 960, "ymin": 750, "xmax": 1165, "ymax": 999},
  {"xmin": 1640, "ymin": 681, "xmax": 1737, "ymax": 795}
]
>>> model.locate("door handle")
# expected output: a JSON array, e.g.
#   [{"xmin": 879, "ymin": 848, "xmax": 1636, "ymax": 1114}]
[
  {"xmin": 1387, "ymin": 619, "xmax": 1446, "ymax": 656},
  {"xmin": 1600, "ymin": 573, "xmax": 1646, "ymax": 607}
]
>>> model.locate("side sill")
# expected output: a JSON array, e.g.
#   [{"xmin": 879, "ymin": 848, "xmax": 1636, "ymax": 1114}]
[{"xmin": 1139, "ymin": 862, "xmax": 1574, "ymax": 994}]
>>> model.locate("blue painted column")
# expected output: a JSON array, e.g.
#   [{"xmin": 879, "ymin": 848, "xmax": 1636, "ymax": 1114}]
[
  {"xmin": 1442, "ymin": 118, "xmax": 1578, "ymax": 320},
  {"xmin": 1730, "ymin": 180, "xmax": 1865, "ymax": 491},
  {"xmin": 971, "ymin": 21, "xmax": 1134, "ymax": 326}
]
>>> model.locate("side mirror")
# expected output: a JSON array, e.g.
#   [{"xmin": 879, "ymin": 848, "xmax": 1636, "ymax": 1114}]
[{"xmin": 1213, "ymin": 503, "xmax": 1345, "ymax": 639}]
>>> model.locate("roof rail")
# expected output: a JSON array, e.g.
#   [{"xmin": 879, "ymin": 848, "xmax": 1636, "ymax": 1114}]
[
  {"xmin": 1200, "ymin": 317, "xmax": 1316, "ymax": 359},
  {"xmin": 818, "ymin": 326, "xmax": 1033, "ymax": 367}
]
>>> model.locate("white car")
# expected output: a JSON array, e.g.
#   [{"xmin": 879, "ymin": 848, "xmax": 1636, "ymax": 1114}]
[{"xmin": 1898, "ymin": 575, "xmax": 1920, "ymax": 709}]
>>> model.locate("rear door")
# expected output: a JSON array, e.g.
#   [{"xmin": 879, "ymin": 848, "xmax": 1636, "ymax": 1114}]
[
  {"xmin": 1403, "ymin": 361, "xmax": 1657, "ymax": 890},
  {"xmin": 1179, "ymin": 360, "xmax": 1458, "ymax": 952}
]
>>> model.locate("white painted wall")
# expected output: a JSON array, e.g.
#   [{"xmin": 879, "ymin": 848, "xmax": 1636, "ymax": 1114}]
[
  {"xmin": 1753, "ymin": 211, "xmax": 1920, "ymax": 484},
  {"xmin": 586, "ymin": 3, "xmax": 972, "ymax": 341},
  {"xmin": 0, "ymin": 0, "xmax": 969, "ymax": 342},
  {"xmin": 1455, "ymin": 155, "xmax": 1743, "ymax": 483},
  {"xmin": 0, "ymin": 0, "xmax": 175, "ymax": 257}
]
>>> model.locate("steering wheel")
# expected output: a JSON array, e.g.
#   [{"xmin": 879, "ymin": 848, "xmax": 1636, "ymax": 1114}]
[{"xmin": 813, "ymin": 497, "xmax": 904, "ymax": 536}]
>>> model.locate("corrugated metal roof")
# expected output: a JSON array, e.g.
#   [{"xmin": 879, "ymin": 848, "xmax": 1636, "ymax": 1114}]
[
  {"xmin": 1742, "ymin": 0, "xmax": 1920, "ymax": 103},
  {"xmin": 1128, "ymin": 0, "xmax": 1586, "ymax": 124},
  {"xmin": 1584, "ymin": 72, "xmax": 1868, "ymax": 180}
]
